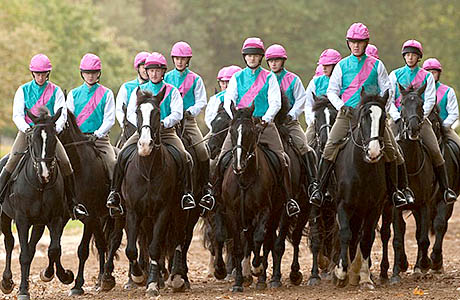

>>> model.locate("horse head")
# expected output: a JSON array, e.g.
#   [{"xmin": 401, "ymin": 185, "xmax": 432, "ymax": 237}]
[
  {"xmin": 356, "ymin": 87, "xmax": 388, "ymax": 163},
  {"xmin": 312, "ymin": 93, "xmax": 337, "ymax": 151},
  {"xmin": 428, "ymin": 104, "xmax": 443, "ymax": 140},
  {"xmin": 136, "ymin": 88, "xmax": 164, "ymax": 156},
  {"xmin": 229, "ymin": 102, "xmax": 258, "ymax": 175},
  {"xmin": 208, "ymin": 102, "xmax": 231, "ymax": 159},
  {"xmin": 399, "ymin": 82, "xmax": 426, "ymax": 140},
  {"xmin": 26, "ymin": 106, "xmax": 62, "ymax": 184}
]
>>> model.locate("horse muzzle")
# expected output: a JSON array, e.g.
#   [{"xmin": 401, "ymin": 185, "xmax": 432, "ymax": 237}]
[{"xmin": 138, "ymin": 139, "xmax": 153, "ymax": 156}]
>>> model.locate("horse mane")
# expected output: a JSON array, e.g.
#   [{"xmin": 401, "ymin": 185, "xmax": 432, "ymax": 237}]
[
  {"xmin": 137, "ymin": 89, "xmax": 155, "ymax": 107},
  {"xmin": 312, "ymin": 95, "xmax": 335, "ymax": 112},
  {"xmin": 32, "ymin": 106, "xmax": 52, "ymax": 123},
  {"xmin": 65, "ymin": 110, "xmax": 87, "ymax": 141}
]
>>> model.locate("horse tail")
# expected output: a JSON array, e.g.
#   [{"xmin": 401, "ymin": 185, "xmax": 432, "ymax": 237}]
[{"xmin": 199, "ymin": 217, "xmax": 215, "ymax": 251}]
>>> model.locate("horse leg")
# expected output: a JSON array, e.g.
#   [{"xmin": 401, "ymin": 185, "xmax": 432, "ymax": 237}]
[
  {"xmin": 412, "ymin": 206, "xmax": 431, "ymax": 276},
  {"xmin": 1, "ymin": 215, "xmax": 15, "ymax": 294},
  {"xmin": 27, "ymin": 226, "xmax": 47, "ymax": 282},
  {"xmin": 16, "ymin": 218, "xmax": 32, "ymax": 300},
  {"xmin": 93, "ymin": 218, "xmax": 108, "ymax": 290},
  {"xmin": 391, "ymin": 208, "xmax": 405, "ymax": 284},
  {"xmin": 379, "ymin": 201, "xmax": 392, "ymax": 284},
  {"xmin": 231, "ymin": 218, "xmax": 244, "ymax": 293},
  {"xmin": 271, "ymin": 210, "xmax": 288, "ymax": 288},
  {"xmin": 213, "ymin": 207, "xmax": 227, "ymax": 280},
  {"xmin": 70, "ymin": 221, "xmax": 92, "ymax": 295},
  {"xmin": 308, "ymin": 205, "xmax": 322, "ymax": 286},
  {"xmin": 181, "ymin": 209, "xmax": 200, "ymax": 289},
  {"xmin": 241, "ymin": 229, "xmax": 253, "ymax": 287},
  {"xmin": 289, "ymin": 207, "xmax": 309, "ymax": 286},
  {"xmin": 334, "ymin": 206, "xmax": 352, "ymax": 287},
  {"xmin": 430, "ymin": 200, "xmax": 453, "ymax": 273},
  {"xmin": 358, "ymin": 211, "xmax": 380, "ymax": 290},
  {"xmin": 101, "ymin": 216, "xmax": 125, "ymax": 291},
  {"xmin": 125, "ymin": 211, "xmax": 144, "ymax": 285}
]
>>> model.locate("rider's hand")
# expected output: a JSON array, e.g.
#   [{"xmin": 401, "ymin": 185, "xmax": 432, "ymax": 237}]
[
  {"xmin": 285, "ymin": 115, "xmax": 293, "ymax": 124},
  {"xmin": 256, "ymin": 120, "xmax": 268, "ymax": 132},
  {"xmin": 88, "ymin": 134, "xmax": 98, "ymax": 142}
]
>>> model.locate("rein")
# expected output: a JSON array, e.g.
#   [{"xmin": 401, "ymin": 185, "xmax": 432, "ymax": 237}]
[{"xmin": 189, "ymin": 126, "xmax": 230, "ymax": 148}]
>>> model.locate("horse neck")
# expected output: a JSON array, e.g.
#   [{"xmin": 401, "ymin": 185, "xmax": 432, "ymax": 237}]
[
  {"xmin": 135, "ymin": 145, "xmax": 164, "ymax": 176},
  {"xmin": 399, "ymin": 137, "xmax": 424, "ymax": 171}
]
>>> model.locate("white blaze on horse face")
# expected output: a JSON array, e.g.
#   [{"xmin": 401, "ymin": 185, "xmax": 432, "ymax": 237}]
[
  {"xmin": 138, "ymin": 103, "xmax": 154, "ymax": 156},
  {"xmin": 368, "ymin": 106, "xmax": 382, "ymax": 160},
  {"xmin": 40, "ymin": 130, "xmax": 50, "ymax": 181},
  {"xmin": 324, "ymin": 108, "xmax": 331, "ymax": 137},
  {"xmin": 236, "ymin": 124, "xmax": 243, "ymax": 171}
]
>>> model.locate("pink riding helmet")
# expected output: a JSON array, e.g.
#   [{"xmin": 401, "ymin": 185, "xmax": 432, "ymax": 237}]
[
  {"xmin": 80, "ymin": 53, "xmax": 102, "ymax": 71},
  {"xmin": 318, "ymin": 49, "xmax": 342, "ymax": 65},
  {"xmin": 423, "ymin": 58, "xmax": 442, "ymax": 72},
  {"xmin": 365, "ymin": 44, "xmax": 379, "ymax": 59},
  {"xmin": 171, "ymin": 41, "xmax": 193, "ymax": 57},
  {"xmin": 134, "ymin": 51, "xmax": 150, "ymax": 70},
  {"xmin": 315, "ymin": 65, "xmax": 324, "ymax": 77},
  {"xmin": 144, "ymin": 52, "xmax": 167, "ymax": 69},
  {"xmin": 222, "ymin": 65, "xmax": 242, "ymax": 81},
  {"xmin": 346, "ymin": 23, "xmax": 370, "ymax": 40},
  {"xmin": 401, "ymin": 39, "xmax": 423, "ymax": 57},
  {"xmin": 241, "ymin": 37, "xmax": 265, "ymax": 55},
  {"xmin": 29, "ymin": 54, "xmax": 52, "ymax": 72},
  {"xmin": 217, "ymin": 66, "xmax": 228, "ymax": 80},
  {"xmin": 265, "ymin": 44, "xmax": 287, "ymax": 60}
]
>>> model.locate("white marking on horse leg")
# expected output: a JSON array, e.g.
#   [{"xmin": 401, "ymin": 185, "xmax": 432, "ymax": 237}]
[
  {"xmin": 138, "ymin": 103, "xmax": 154, "ymax": 156},
  {"xmin": 207, "ymin": 254, "xmax": 215, "ymax": 277},
  {"xmin": 335, "ymin": 258, "xmax": 347, "ymax": 281},
  {"xmin": 40, "ymin": 130, "xmax": 49, "ymax": 181},
  {"xmin": 324, "ymin": 107, "xmax": 331, "ymax": 136},
  {"xmin": 236, "ymin": 124, "xmax": 243, "ymax": 171},
  {"xmin": 175, "ymin": 245, "xmax": 182, "ymax": 252},
  {"xmin": 242, "ymin": 255, "xmax": 251, "ymax": 277},
  {"xmin": 368, "ymin": 106, "xmax": 383, "ymax": 159},
  {"xmin": 348, "ymin": 248, "xmax": 362, "ymax": 286},
  {"xmin": 359, "ymin": 254, "xmax": 373, "ymax": 288}
]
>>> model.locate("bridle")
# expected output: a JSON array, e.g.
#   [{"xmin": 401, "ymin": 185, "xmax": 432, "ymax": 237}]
[
  {"xmin": 27, "ymin": 123, "xmax": 57, "ymax": 180},
  {"xmin": 231, "ymin": 120, "xmax": 262, "ymax": 175}
]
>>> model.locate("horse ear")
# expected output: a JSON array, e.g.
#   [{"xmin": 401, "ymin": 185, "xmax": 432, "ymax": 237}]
[
  {"xmin": 230, "ymin": 101, "xmax": 237, "ymax": 117},
  {"xmin": 136, "ymin": 87, "xmax": 143, "ymax": 98},
  {"xmin": 417, "ymin": 82, "xmax": 427, "ymax": 97},
  {"xmin": 248, "ymin": 102, "xmax": 255, "ymax": 116},
  {"xmin": 398, "ymin": 82, "xmax": 409, "ymax": 96},
  {"xmin": 51, "ymin": 108, "xmax": 63, "ymax": 124},
  {"xmin": 155, "ymin": 86, "xmax": 166, "ymax": 106},
  {"xmin": 312, "ymin": 92, "xmax": 319, "ymax": 102},
  {"xmin": 381, "ymin": 89, "xmax": 390, "ymax": 104},
  {"xmin": 122, "ymin": 103, "xmax": 127, "ymax": 114},
  {"xmin": 26, "ymin": 109, "xmax": 39, "ymax": 124},
  {"xmin": 360, "ymin": 86, "xmax": 367, "ymax": 98}
]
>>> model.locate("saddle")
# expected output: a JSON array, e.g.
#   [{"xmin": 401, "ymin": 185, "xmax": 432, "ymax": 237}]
[{"xmin": 442, "ymin": 138, "xmax": 460, "ymax": 172}]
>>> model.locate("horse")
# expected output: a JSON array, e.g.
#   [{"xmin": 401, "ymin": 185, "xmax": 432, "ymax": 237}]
[
  {"xmin": 214, "ymin": 102, "xmax": 285, "ymax": 292},
  {"xmin": 428, "ymin": 105, "xmax": 460, "ymax": 273},
  {"xmin": 331, "ymin": 88, "xmax": 388, "ymax": 289},
  {"xmin": 58, "ymin": 110, "xmax": 111, "ymax": 295},
  {"xmin": 115, "ymin": 103, "xmax": 137, "ymax": 148},
  {"xmin": 208, "ymin": 103, "xmax": 231, "ymax": 160},
  {"xmin": 121, "ymin": 89, "xmax": 187, "ymax": 297},
  {"xmin": 308, "ymin": 93, "xmax": 340, "ymax": 285},
  {"xmin": 388, "ymin": 83, "xmax": 436, "ymax": 284},
  {"xmin": 0, "ymin": 107, "xmax": 74, "ymax": 300}
]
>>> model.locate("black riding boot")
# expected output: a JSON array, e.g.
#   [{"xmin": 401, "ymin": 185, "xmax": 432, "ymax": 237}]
[
  {"xmin": 181, "ymin": 158, "xmax": 196, "ymax": 210},
  {"xmin": 0, "ymin": 169, "xmax": 12, "ymax": 213},
  {"xmin": 434, "ymin": 164, "xmax": 457, "ymax": 204},
  {"xmin": 64, "ymin": 173, "xmax": 89, "ymax": 220},
  {"xmin": 397, "ymin": 163, "xmax": 415, "ymax": 205},
  {"xmin": 303, "ymin": 151, "xmax": 317, "ymax": 196},
  {"xmin": 386, "ymin": 162, "xmax": 408, "ymax": 208},
  {"xmin": 283, "ymin": 164, "xmax": 300, "ymax": 217},
  {"xmin": 199, "ymin": 160, "xmax": 215, "ymax": 211},
  {"xmin": 106, "ymin": 161, "xmax": 124, "ymax": 210},
  {"xmin": 309, "ymin": 158, "xmax": 334, "ymax": 207}
]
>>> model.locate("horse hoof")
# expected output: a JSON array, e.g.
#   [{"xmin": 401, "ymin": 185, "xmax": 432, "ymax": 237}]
[
  {"xmin": 307, "ymin": 277, "xmax": 321, "ymax": 286},
  {"xmin": 243, "ymin": 275, "xmax": 253, "ymax": 287},
  {"xmin": 256, "ymin": 281, "xmax": 267, "ymax": 290},
  {"xmin": 289, "ymin": 271, "xmax": 303, "ymax": 286},
  {"xmin": 412, "ymin": 268, "xmax": 423, "ymax": 279},
  {"xmin": 430, "ymin": 267, "xmax": 444, "ymax": 274},
  {"xmin": 231, "ymin": 285, "xmax": 243, "ymax": 293},
  {"xmin": 172, "ymin": 275, "xmax": 185, "ymax": 292},
  {"xmin": 320, "ymin": 271, "xmax": 332, "ymax": 281},
  {"xmin": 146, "ymin": 282, "xmax": 160, "ymax": 297},
  {"xmin": 123, "ymin": 279, "xmax": 137, "ymax": 291},
  {"xmin": 269, "ymin": 280, "xmax": 282, "ymax": 289},
  {"xmin": 131, "ymin": 272, "xmax": 145, "ymax": 285},
  {"xmin": 251, "ymin": 265, "xmax": 263, "ymax": 277},
  {"xmin": 377, "ymin": 276, "xmax": 389, "ymax": 285},
  {"xmin": 59, "ymin": 270, "xmax": 75, "ymax": 285},
  {"xmin": 68, "ymin": 288, "xmax": 84, "ymax": 296},
  {"xmin": 390, "ymin": 275, "xmax": 401, "ymax": 285},
  {"xmin": 0, "ymin": 278, "xmax": 14, "ymax": 294},
  {"xmin": 360, "ymin": 282, "xmax": 375, "ymax": 290},
  {"xmin": 214, "ymin": 266, "xmax": 227, "ymax": 280},
  {"xmin": 100, "ymin": 275, "xmax": 116, "ymax": 292},
  {"xmin": 40, "ymin": 269, "xmax": 54, "ymax": 282},
  {"xmin": 17, "ymin": 294, "xmax": 30, "ymax": 300}
]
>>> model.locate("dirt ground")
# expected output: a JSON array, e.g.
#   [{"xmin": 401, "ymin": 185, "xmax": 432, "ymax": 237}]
[{"xmin": 2, "ymin": 206, "xmax": 460, "ymax": 300}]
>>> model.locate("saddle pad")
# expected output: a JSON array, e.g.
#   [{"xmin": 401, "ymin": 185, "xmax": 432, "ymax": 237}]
[{"xmin": 259, "ymin": 144, "xmax": 281, "ymax": 180}]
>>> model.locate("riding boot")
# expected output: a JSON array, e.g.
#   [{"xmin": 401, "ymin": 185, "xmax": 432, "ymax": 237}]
[
  {"xmin": 386, "ymin": 162, "xmax": 408, "ymax": 208},
  {"xmin": 283, "ymin": 164, "xmax": 300, "ymax": 217},
  {"xmin": 64, "ymin": 173, "xmax": 89, "ymax": 220},
  {"xmin": 397, "ymin": 163, "xmax": 415, "ymax": 205},
  {"xmin": 303, "ymin": 151, "xmax": 317, "ymax": 197},
  {"xmin": 0, "ymin": 169, "xmax": 12, "ymax": 213},
  {"xmin": 199, "ymin": 160, "xmax": 215, "ymax": 211},
  {"xmin": 309, "ymin": 158, "xmax": 334, "ymax": 207},
  {"xmin": 181, "ymin": 159, "xmax": 196, "ymax": 210},
  {"xmin": 434, "ymin": 164, "xmax": 457, "ymax": 204},
  {"xmin": 106, "ymin": 161, "xmax": 124, "ymax": 210}
]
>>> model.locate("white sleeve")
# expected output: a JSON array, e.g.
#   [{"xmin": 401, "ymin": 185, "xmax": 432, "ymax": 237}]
[
  {"xmin": 187, "ymin": 76, "xmax": 207, "ymax": 117},
  {"xmin": 377, "ymin": 61, "xmax": 393, "ymax": 100},
  {"xmin": 326, "ymin": 64, "xmax": 344, "ymax": 111},
  {"xmin": 126, "ymin": 88, "xmax": 138, "ymax": 127},
  {"xmin": 288, "ymin": 76, "xmax": 307, "ymax": 120},
  {"xmin": 443, "ymin": 88, "xmax": 459, "ymax": 128},
  {"xmin": 304, "ymin": 78, "xmax": 316, "ymax": 126},
  {"xmin": 53, "ymin": 87, "xmax": 67, "ymax": 133},
  {"xmin": 262, "ymin": 73, "xmax": 281, "ymax": 123},
  {"xmin": 205, "ymin": 95, "xmax": 219, "ymax": 130},
  {"xmin": 387, "ymin": 71, "xmax": 401, "ymax": 121},
  {"xmin": 224, "ymin": 75, "xmax": 238, "ymax": 119},
  {"xmin": 94, "ymin": 90, "xmax": 115, "ymax": 138},
  {"xmin": 422, "ymin": 73, "xmax": 437, "ymax": 118},
  {"xmin": 12, "ymin": 87, "xmax": 30, "ymax": 133},
  {"xmin": 115, "ymin": 83, "xmax": 128, "ymax": 128},
  {"xmin": 163, "ymin": 88, "xmax": 183, "ymax": 128},
  {"xmin": 66, "ymin": 90, "xmax": 75, "ymax": 114}
]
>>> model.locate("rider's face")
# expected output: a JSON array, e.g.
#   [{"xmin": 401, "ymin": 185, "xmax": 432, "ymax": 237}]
[
  {"xmin": 267, "ymin": 58, "xmax": 284, "ymax": 73},
  {"xmin": 428, "ymin": 69, "xmax": 441, "ymax": 82},
  {"xmin": 404, "ymin": 53, "xmax": 420, "ymax": 68},
  {"xmin": 32, "ymin": 72, "xmax": 49, "ymax": 86},
  {"xmin": 81, "ymin": 71, "xmax": 100, "ymax": 85},
  {"xmin": 322, "ymin": 65, "xmax": 334, "ymax": 77},
  {"xmin": 218, "ymin": 80, "xmax": 229, "ymax": 91},
  {"xmin": 348, "ymin": 40, "xmax": 367, "ymax": 57},
  {"xmin": 244, "ymin": 54, "xmax": 263, "ymax": 68},
  {"xmin": 138, "ymin": 64, "xmax": 148, "ymax": 81},
  {"xmin": 173, "ymin": 57, "xmax": 189, "ymax": 71},
  {"xmin": 147, "ymin": 68, "xmax": 166, "ymax": 83}
]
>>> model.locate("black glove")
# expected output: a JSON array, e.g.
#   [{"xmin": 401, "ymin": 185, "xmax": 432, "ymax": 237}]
[
  {"xmin": 88, "ymin": 134, "xmax": 98, "ymax": 142},
  {"xmin": 256, "ymin": 120, "xmax": 268, "ymax": 132},
  {"xmin": 185, "ymin": 111, "xmax": 193, "ymax": 118}
]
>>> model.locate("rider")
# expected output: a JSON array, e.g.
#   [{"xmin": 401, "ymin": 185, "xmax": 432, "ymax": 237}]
[
  {"xmin": 365, "ymin": 44, "xmax": 379, "ymax": 59},
  {"xmin": 422, "ymin": 58, "xmax": 460, "ymax": 147},
  {"xmin": 67, "ymin": 53, "xmax": 117, "ymax": 181},
  {"xmin": 265, "ymin": 44, "xmax": 317, "ymax": 189},
  {"xmin": 305, "ymin": 49, "xmax": 342, "ymax": 145},
  {"xmin": 0, "ymin": 54, "xmax": 88, "ymax": 219},
  {"xmin": 115, "ymin": 51, "xmax": 150, "ymax": 128},
  {"xmin": 106, "ymin": 52, "xmax": 196, "ymax": 211},
  {"xmin": 309, "ymin": 23, "xmax": 414, "ymax": 208},
  {"xmin": 214, "ymin": 37, "xmax": 300, "ymax": 217},
  {"xmin": 388, "ymin": 40, "xmax": 456, "ymax": 204}
]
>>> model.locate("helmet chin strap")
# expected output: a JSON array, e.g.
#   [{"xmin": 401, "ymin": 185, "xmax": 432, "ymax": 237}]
[
  {"xmin": 137, "ymin": 69, "xmax": 148, "ymax": 83},
  {"xmin": 81, "ymin": 71, "xmax": 101, "ymax": 86}
]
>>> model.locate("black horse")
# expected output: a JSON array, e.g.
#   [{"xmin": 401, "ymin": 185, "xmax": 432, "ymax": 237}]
[
  {"xmin": 115, "ymin": 103, "xmax": 137, "ymax": 149},
  {"xmin": 331, "ymin": 89, "xmax": 388, "ymax": 289},
  {"xmin": 58, "ymin": 110, "xmax": 111, "ymax": 295},
  {"xmin": 0, "ymin": 107, "xmax": 74, "ymax": 300},
  {"xmin": 208, "ymin": 103, "xmax": 231, "ymax": 160},
  {"xmin": 388, "ymin": 83, "xmax": 436, "ymax": 284}
]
